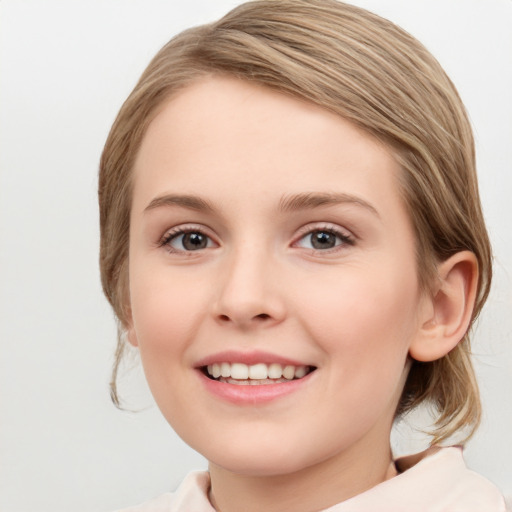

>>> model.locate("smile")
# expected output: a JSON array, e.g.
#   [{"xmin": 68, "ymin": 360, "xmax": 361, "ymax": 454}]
[{"xmin": 204, "ymin": 362, "xmax": 315, "ymax": 385}]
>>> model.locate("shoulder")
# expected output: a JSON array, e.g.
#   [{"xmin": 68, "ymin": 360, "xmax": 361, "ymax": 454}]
[
  {"xmin": 113, "ymin": 471, "xmax": 213, "ymax": 512},
  {"xmin": 395, "ymin": 446, "xmax": 506, "ymax": 511},
  {"xmin": 113, "ymin": 493, "xmax": 174, "ymax": 512},
  {"xmin": 330, "ymin": 447, "xmax": 506, "ymax": 512}
]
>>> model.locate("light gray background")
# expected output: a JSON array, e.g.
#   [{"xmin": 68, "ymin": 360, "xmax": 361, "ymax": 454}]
[{"xmin": 1, "ymin": 1, "xmax": 511, "ymax": 510}]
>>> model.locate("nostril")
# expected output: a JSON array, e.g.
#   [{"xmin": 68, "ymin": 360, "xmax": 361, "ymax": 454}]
[{"xmin": 215, "ymin": 312, "xmax": 275, "ymax": 325}]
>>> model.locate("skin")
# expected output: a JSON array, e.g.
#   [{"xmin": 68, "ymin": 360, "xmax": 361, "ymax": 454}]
[{"xmin": 126, "ymin": 76, "xmax": 463, "ymax": 512}]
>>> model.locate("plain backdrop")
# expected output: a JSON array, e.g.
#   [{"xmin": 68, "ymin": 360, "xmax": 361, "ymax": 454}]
[{"xmin": 1, "ymin": 1, "xmax": 511, "ymax": 510}]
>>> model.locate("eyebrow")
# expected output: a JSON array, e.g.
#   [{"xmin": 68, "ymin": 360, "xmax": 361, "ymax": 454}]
[
  {"xmin": 144, "ymin": 194, "xmax": 215, "ymax": 213},
  {"xmin": 144, "ymin": 192, "xmax": 379, "ymax": 217},
  {"xmin": 278, "ymin": 192, "xmax": 380, "ymax": 217}
]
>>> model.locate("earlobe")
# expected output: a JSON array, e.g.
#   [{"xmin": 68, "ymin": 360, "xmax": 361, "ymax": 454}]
[
  {"xmin": 409, "ymin": 251, "xmax": 479, "ymax": 362},
  {"xmin": 126, "ymin": 326, "xmax": 139, "ymax": 347},
  {"xmin": 123, "ymin": 301, "xmax": 139, "ymax": 347}
]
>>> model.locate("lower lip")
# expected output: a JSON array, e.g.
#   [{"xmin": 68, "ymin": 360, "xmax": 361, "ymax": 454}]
[{"xmin": 197, "ymin": 370, "xmax": 314, "ymax": 404}]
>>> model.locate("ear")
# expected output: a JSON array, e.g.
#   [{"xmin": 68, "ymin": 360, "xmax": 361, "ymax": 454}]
[
  {"xmin": 124, "ymin": 306, "xmax": 139, "ymax": 347},
  {"xmin": 126, "ymin": 324, "xmax": 139, "ymax": 347},
  {"xmin": 409, "ymin": 251, "xmax": 479, "ymax": 362}
]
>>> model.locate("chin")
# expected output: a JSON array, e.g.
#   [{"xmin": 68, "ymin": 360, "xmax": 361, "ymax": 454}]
[
  {"xmin": 199, "ymin": 437, "xmax": 329, "ymax": 478},
  {"xmin": 210, "ymin": 454, "xmax": 309, "ymax": 477}
]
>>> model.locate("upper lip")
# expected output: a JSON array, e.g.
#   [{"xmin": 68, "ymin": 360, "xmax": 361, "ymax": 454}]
[{"xmin": 194, "ymin": 350, "xmax": 312, "ymax": 368}]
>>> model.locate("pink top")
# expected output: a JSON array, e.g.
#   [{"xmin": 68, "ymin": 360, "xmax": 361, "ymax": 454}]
[{"xmin": 116, "ymin": 447, "xmax": 506, "ymax": 511}]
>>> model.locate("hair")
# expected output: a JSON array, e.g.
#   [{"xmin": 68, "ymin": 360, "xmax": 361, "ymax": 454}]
[{"xmin": 99, "ymin": 0, "xmax": 492, "ymax": 444}]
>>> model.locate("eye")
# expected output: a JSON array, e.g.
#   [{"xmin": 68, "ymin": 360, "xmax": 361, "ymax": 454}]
[
  {"xmin": 295, "ymin": 228, "xmax": 353, "ymax": 251},
  {"xmin": 162, "ymin": 229, "xmax": 216, "ymax": 252}
]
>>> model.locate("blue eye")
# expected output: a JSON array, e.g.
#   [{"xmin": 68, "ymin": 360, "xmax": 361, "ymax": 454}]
[
  {"xmin": 164, "ymin": 230, "xmax": 215, "ymax": 251},
  {"xmin": 296, "ymin": 229, "xmax": 352, "ymax": 250}
]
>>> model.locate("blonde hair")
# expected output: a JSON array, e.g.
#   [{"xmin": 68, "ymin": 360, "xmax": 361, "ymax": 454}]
[{"xmin": 99, "ymin": 0, "xmax": 492, "ymax": 444}]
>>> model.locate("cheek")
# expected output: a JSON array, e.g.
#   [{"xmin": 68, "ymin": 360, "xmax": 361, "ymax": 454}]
[
  {"xmin": 129, "ymin": 269, "xmax": 207, "ymax": 362},
  {"xmin": 297, "ymin": 261, "xmax": 419, "ymax": 381},
  {"xmin": 128, "ymin": 270, "xmax": 212, "ymax": 422}
]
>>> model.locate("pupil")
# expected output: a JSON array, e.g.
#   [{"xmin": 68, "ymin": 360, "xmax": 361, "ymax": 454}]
[
  {"xmin": 312, "ymin": 231, "xmax": 335, "ymax": 249},
  {"xmin": 183, "ymin": 232, "xmax": 207, "ymax": 250}
]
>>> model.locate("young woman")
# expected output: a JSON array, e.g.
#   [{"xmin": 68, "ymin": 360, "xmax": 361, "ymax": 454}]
[{"xmin": 99, "ymin": 1, "xmax": 507, "ymax": 510}]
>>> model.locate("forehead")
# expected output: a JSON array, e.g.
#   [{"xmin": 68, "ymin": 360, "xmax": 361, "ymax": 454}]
[{"xmin": 132, "ymin": 76, "xmax": 405, "ymax": 222}]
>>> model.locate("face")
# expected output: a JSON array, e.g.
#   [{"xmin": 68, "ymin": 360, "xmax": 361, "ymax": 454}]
[{"xmin": 127, "ymin": 76, "xmax": 428, "ymax": 477}]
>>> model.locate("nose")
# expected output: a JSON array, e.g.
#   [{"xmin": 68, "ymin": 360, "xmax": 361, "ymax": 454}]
[{"xmin": 212, "ymin": 246, "xmax": 286, "ymax": 330}]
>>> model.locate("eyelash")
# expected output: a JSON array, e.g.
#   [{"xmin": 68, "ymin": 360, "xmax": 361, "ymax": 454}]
[
  {"xmin": 159, "ymin": 225, "xmax": 217, "ymax": 254},
  {"xmin": 292, "ymin": 223, "xmax": 355, "ymax": 253},
  {"xmin": 159, "ymin": 223, "xmax": 355, "ymax": 254}
]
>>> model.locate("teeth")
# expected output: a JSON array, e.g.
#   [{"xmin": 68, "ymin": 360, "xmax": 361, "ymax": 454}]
[
  {"xmin": 212, "ymin": 363, "xmax": 221, "ymax": 378},
  {"xmin": 248, "ymin": 363, "xmax": 268, "ymax": 380},
  {"xmin": 295, "ymin": 366, "xmax": 307, "ymax": 378},
  {"xmin": 205, "ymin": 362, "xmax": 310, "ymax": 381},
  {"xmin": 268, "ymin": 363, "xmax": 283, "ymax": 379},
  {"xmin": 231, "ymin": 363, "xmax": 249, "ymax": 380},
  {"xmin": 220, "ymin": 362, "xmax": 231, "ymax": 378},
  {"xmin": 282, "ymin": 365, "xmax": 295, "ymax": 380}
]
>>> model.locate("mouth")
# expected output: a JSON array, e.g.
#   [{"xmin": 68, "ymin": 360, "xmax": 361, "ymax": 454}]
[{"xmin": 201, "ymin": 362, "xmax": 316, "ymax": 385}]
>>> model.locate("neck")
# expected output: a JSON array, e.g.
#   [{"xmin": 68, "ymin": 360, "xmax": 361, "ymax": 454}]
[{"xmin": 208, "ymin": 436, "xmax": 397, "ymax": 512}]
